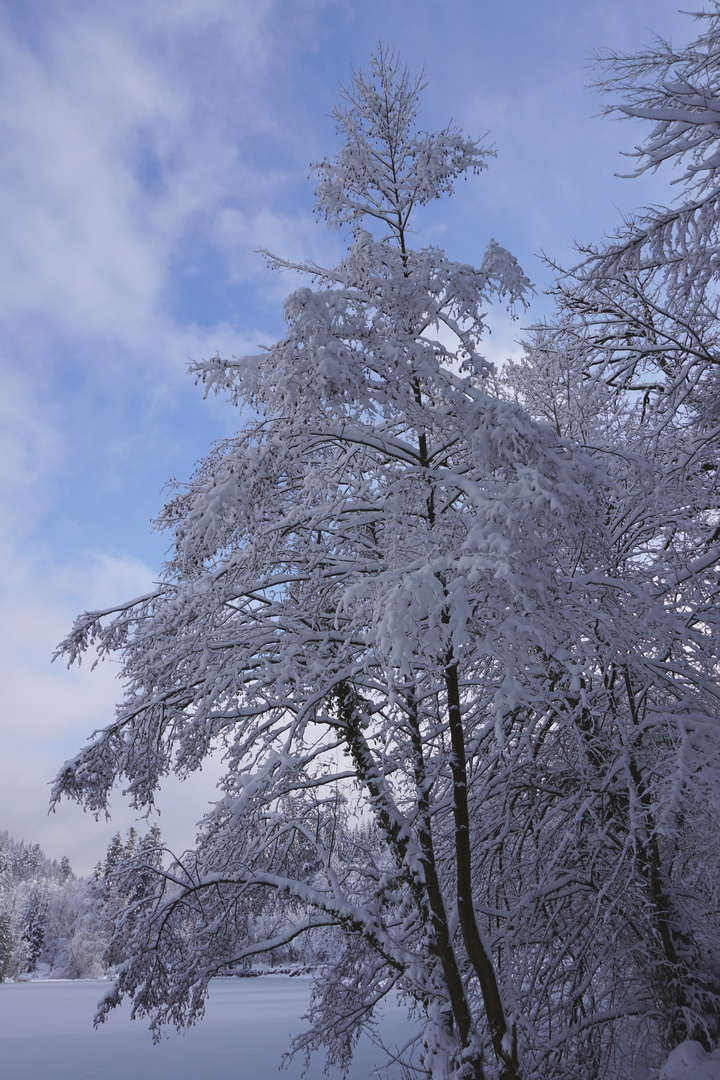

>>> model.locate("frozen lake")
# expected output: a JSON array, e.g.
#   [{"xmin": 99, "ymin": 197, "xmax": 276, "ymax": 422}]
[{"xmin": 0, "ymin": 976, "xmax": 410, "ymax": 1080}]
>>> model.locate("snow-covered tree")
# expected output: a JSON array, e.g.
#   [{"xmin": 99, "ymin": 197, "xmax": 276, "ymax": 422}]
[
  {"xmin": 44, "ymin": 875, "xmax": 109, "ymax": 980},
  {"xmin": 509, "ymin": 5, "xmax": 720, "ymax": 1068},
  {"xmin": 21, "ymin": 885, "xmax": 47, "ymax": 972},
  {"xmin": 102, "ymin": 833, "xmax": 125, "ymax": 887},
  {"xmin": 537, "ymin": 4, "xmax": 720, "ymax": 471},
  {"xmin": 52, "ymin": 48, "xmax": 720, "ymax": 1079},
  {"xmin": 0, "ymin": 912, "xmax": 13, "ymax": 982},
  {"xmin": 499, "ymin": 335, "xmax": 720, "ymax": 1065}
]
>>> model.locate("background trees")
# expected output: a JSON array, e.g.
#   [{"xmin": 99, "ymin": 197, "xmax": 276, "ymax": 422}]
[
  {"xmin": 0, "ymin": 827, "xmax": 165, "ymax": 981},
  {"xmin": 52, "ymin": 34, "xmax": 720, "ymax": 1080}
]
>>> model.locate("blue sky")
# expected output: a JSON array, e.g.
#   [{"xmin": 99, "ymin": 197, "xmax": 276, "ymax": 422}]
[{"xmin": 0, "ymin": 0, "xmax": 695, "ymax": 873}]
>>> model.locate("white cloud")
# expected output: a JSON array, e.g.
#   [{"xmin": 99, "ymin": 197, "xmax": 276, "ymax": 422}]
[
  {"xmin": 0, "ymin": 0, "xmax": 304, "ymax": 353},
  {"xmin": 0, "ymin": 17, "xmax": 172, "ymax": 340}
]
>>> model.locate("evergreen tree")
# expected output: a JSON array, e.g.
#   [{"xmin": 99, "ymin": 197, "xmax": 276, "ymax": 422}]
[
  {"xmin": 102, "ymin": 833, "xmax": 125, "ymax": 887},
  {"xmin": 21, "ymin": 886, "xmax": 47, "ymax": 972},
  {"xmin": 123, "ymin": 828, "xmax": 138, "ymax": 860},
  {"xmin": 0, "ymin": 912, "xmax": 13, "ymax": 982}
]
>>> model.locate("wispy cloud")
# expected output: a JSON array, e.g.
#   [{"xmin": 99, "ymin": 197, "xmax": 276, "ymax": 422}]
[{"xmin": 0, "ymin": 0, "xmax": 278, "ymax": 345}]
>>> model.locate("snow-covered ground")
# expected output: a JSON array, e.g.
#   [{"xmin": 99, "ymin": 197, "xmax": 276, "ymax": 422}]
[
  {"xmin": 0, "ymin": 976, "xmax": 409, "ymax": 1080},
  {"xmin": 660, "ymin": 1040, "xmax": 720, "ymax": 1080}
]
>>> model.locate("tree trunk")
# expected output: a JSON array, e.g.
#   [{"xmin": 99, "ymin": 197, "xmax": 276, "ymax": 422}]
[
  {"xmin": 445, "ymin": 660, "xmax": 520, "ymax": 1080},
  {"xmin": 406, "ymin": 689, "xmax": 486, "ymax": 1079}
]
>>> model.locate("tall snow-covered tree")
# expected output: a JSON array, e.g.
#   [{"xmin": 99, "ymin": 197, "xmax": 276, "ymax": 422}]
[
  {"xmin": 511, "ymin": 5, "xmax": 720, "ymax": 1067},
  {"xmin": 53, "ymin": 49, "xmax": 720, "ymax": 1079}
]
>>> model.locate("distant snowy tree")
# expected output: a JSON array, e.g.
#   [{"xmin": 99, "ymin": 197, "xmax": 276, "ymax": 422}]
[
  {"xmin": 21, "ymin": 886, "xmax": 47, "ymax": 972},
  {"xmin": 103, "ymin": 824, "xmax": 165, "ymax": 967},
  {"xmin": 0, "ymin": 912, "xmax": 13, "ymax": 982},
  {"xmin": 0, "ymin": 832, "xmax": 80, "ymax": 977},
  {"xmin": 52, "ymin": 46, "xmax": 720, "ymax": 1080},
  {"xmin": 124, "ymin": 828, "xmax": 138, "ymax": 860},
  {"xmin": 102, "ymin": 833, "xmax": 125, "ymax": 887},
  {"xmin": 44, "ymin": 875, "xmax": 109, "ymax": 980},
  {"xmin": 130, "ymin": 825, "xmax": 162, "ymax": 894}
]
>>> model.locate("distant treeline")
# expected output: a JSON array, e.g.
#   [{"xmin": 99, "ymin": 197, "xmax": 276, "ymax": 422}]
[
  {"xmin": 0, "ymin": 825, "xmax": 162, "ymax": 981},
  {"xmin": 0, "ymin": 824, "xmax": 333, "ymax": 982}
]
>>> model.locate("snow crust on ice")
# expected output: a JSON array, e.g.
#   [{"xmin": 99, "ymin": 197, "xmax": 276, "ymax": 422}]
[
  {"xmin": 660, "ymin": 1040, "xmax": 720, "ymax": 1080},
  {"xmin": 0, "ymin": 976, "xmax": 407, "ymax": 1080}
]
